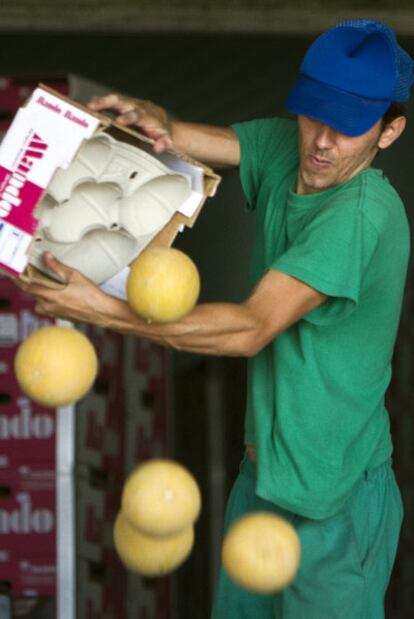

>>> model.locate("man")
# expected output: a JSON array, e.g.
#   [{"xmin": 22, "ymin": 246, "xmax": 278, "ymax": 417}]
[{"xmin": 22, "ymin": 19, "xmax": 412, "ymax": 619}]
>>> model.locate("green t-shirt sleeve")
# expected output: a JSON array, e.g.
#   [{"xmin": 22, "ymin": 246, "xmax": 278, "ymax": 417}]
[
  {"xmin": 231, "ymin": 117, "xmax": 297, "ymax": 210},
  {"xmin": 271, "ymin": 201, "xmax": 380, "ymax": 326}
]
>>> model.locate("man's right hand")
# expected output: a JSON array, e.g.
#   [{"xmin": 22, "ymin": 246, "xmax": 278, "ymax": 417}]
[
  {"xmin": 87, "ymin": 94, "xmax": 173, "ymax": 153},
  {"xmin": 88, "ymin": 93, "xmax": 240, "ymax": 167}
]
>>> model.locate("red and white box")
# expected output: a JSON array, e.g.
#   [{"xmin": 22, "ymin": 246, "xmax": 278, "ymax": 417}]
[
  {"xmin": 0, "ymin": 469, "xmax": 56, "ymax": 556},
  {"xmin": 0, "ymin": 550, "xmax": 56, "ymax": 597},
  {"xmin": 0, "ymin": 273, "xmax": 53, "ymax": 354},
  {"xmin": 0, "ymin": 469, "xmax": 57, "ymax": 596},
  {"xmin": 0, "ymin": 278, "xmax": 58, "ymax": 471},
  {"xmin": 0, "ymin": 395, "xmax": 57, "ymax": 470},
  {"xmin": 0, "ymin": 88, "xmax": 101, "ymax": 279},
  {"xmin": 0, "ymin": 84, "xmax": 219, "ymax": 295},
  {"xmin": 0, "ymin": 76, "xmax": 69, "ymax": 140},
  {"xmin": 0, "ymin": 271, "xmax": 47, "ymax": 309}
]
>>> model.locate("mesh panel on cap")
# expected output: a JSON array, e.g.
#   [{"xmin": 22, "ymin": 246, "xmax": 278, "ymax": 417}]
[
  {"xmin": 336, "ymin": 19, "xmax": 414, "ymax": 101},
  {"xmin": 394, "ymin": 47, "xmax": 414, "ymax": 101}
]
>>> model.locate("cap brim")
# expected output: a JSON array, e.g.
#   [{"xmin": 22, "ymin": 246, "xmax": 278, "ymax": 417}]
[{"xmin": 286, "ymin": 75, "xmax": 391, "ymax": 137}]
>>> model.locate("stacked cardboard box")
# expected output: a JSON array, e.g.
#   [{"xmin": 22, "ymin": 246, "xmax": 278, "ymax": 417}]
[
  {"xmin": 0, "ymin": 274, "xmax": 57, "ymax": 611},
  {"xmin": 0, "ymin": 79, "xmax": 218, "ymax": 617},
  {"xmin": 0, "ymin": 76, "xmax": 69, "ymax": 617},
  {"xmin": 75, "ymin": 326, "xmax": 175, "ymax": 619},
  {"xmin": 0, "ymin": 278, "xmax": 177, "ymax": 618}
]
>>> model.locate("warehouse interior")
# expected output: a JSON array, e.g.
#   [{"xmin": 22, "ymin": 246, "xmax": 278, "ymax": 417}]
[{"xmin": 0, "ymin": 1, "xmax": 414, "ymax": 617}]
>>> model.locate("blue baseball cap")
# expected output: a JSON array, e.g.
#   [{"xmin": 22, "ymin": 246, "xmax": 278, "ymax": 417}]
[{"xmin": 286, "ymin": 19, "xmax": 414, "ymax": 137}]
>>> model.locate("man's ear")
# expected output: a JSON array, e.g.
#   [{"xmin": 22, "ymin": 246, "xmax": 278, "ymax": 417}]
[{"xmin": 378, "ymin": 115, "xmax": 406, "ymax": 150}]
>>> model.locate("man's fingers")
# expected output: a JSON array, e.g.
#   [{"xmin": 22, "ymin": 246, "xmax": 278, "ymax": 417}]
[
  {"xmin": 153, "ymin": 135, "xmax": 174, "ymax": 153},
  {"xmin": 13, "ymin": 277, "xmax": 27, "ymax": 291},
  {"xmin": 116, "ymin": 110, "xmax": 141, "ymax": 125},
  {"xmin": 87, "ymin": 93, "xmax": 122, "ymax": 111},
  {"xmin": 145, "ymin": 125, "xmax": 170, "ymax": 138},
  {"xmin": 87, "ymin": 93, "xmax": 172, "ymax": 152},
  {"xmin": 34, "ymin": 301, "xmax": 47, "ymax": 316},
  {"xmin": 88, "ymin": 94, "xmax": 139, "ymax": 117},
  {"xmin": 42, "ymin": 252, "xmax": 74, "ymax": 283},
  {"xmin": 34, "ymin": 300, "xmax": 65, "ymax": 320}
]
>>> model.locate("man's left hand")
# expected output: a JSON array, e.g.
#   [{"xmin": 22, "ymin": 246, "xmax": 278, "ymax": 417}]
[{"xmin": 18, "ymin": 252, "xmax": 117, "ymax": 325}]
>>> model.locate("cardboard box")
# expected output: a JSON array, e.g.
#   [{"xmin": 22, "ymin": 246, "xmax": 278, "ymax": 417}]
[
  {"xmin": 76, "ymin": 392, "xmax": 114, "ymax": 471},
  {"xmin": 76, "ymin": 325, "xmax": 172, "ymax": 475},
  {"xmin": 76, "ymin": 465, "xmax": 122, "ymax": 562},
  {"xmin": 0, "ymin": 470, "xmax": 56, "ymax": 557},
  {"xmin": 0, "ymin": 470, "xmax": 57, "ymax": 594},
  {"xmin": 77, "ymin": 551, "xmax": 127, "ymax": 619},
  {"xmin": 0, "ymin": 273, "xmax": 53, "ymax": 346},
  {"xmin": 0, "ymin": 550, "xmax": 56, "ymax": 597},
  {"xmin": 126, "ymin": 571, "xmax": 174, "ymax": 619},
  {"xmin": 77, "ymin": 550, "xmax": 174, "ymax": 619},
  {"xmin": 0, "ymin": 75, "xmax": 69, "ymax": 141},
  {"xmin": 123, "ymin": 337, "xmax": 172, "ymax": 475},
  {"xmin": 0, "ymin": 394, "xmax": 57, "ymax": 470},
  {"xmin": 0, "ymin": 84, "xmax": 220, "ymax": 298},
  {"xmin": 76, "ymin": 324, "xmax": 127, "ymax": 472}
]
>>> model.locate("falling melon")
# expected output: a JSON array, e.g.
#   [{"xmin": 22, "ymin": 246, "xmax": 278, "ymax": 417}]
[
  {"xmin": 114, "ymin": 511, "xmax": 194, "ymax": 577},
  {"xmin": 222, "ymin": 512, "xmax": 301, "ymax": 594},
  {"xmin": 14, "ymin": 325, "xmax": 98, "ymax": 407},
  {"xmin": 126, "ymin": 246, "xmax": 200, "ymax": 323},
  {"xmin": 122, "ymin": 458, "xmax": 201, "ymax": 537}
]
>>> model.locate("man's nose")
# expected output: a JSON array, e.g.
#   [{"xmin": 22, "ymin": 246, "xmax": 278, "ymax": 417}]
[{"xmin": 314, "ymin": 125, "xmax": 336, "ymax": 149}]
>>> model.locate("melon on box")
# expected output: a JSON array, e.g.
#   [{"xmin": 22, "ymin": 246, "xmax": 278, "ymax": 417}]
[{"xmin": 0, "ymin": 84, "xmax": 220, "ymax": 299}]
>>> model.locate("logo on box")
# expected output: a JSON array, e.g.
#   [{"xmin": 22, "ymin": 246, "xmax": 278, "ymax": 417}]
[
  {"xmin": 0, "ymin": 493, "xmax": 54, "ymax": 534},
  {"xmin": 0, "ymin": 132, "xmax": 48, "ymax": 220},
  {"xmin": 0, "ymin": 397, "xmax": 55, "ymax": 439}
]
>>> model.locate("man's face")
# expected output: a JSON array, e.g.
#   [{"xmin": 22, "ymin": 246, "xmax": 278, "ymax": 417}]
[{"xmin": 296, "ymin": 115, "xmax": 383, "ymax": 195}]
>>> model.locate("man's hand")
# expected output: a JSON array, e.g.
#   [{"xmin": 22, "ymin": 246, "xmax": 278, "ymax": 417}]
[
  {"xmin": 88, "ymin": 93, "xmax": 240, "ymax": 167},
  {"xmin": 87, "ymin": 94, "xmax": 173, "ymax": 154},
  {"xmin": 19, "ymin": 253, "xmax": 119, "ymax": 325}
]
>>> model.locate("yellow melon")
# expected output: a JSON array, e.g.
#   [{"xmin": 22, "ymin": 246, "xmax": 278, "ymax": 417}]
[
  {"xmin": 222, "ymin": 512, "xmax": 301, "ymax": 594},
  {"xmin": 126, "ymin": 246, "xmax": 200, "ymax": 323},
  {"xmin": 14, "ymin": 325, "xmax": 98, "ymax": 407},
  {"xmin": 122, "ymin": 459, "xmax": 201, "ymax": 537},
  {"xmin": 114, "ymin": 512, "xmax": 194, "ymax": 577}
]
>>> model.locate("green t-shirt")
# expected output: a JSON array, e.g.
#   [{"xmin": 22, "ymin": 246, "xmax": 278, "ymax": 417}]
[{"xmin": 232, "ymin": 117, "xmax": 410, "ymax": 520}]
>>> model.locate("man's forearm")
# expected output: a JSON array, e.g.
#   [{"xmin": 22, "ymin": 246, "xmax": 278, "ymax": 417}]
[
  {"xmin": 170, "ymin": 121, "xmax": 240, "ymax": 168},
  {"xmin": 26, "ymin": 258, "xmax": 326, "ymax": 358},
  {"xmin": 96, "ymin": 296, "xmax": 259, "ymax": 357}
]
